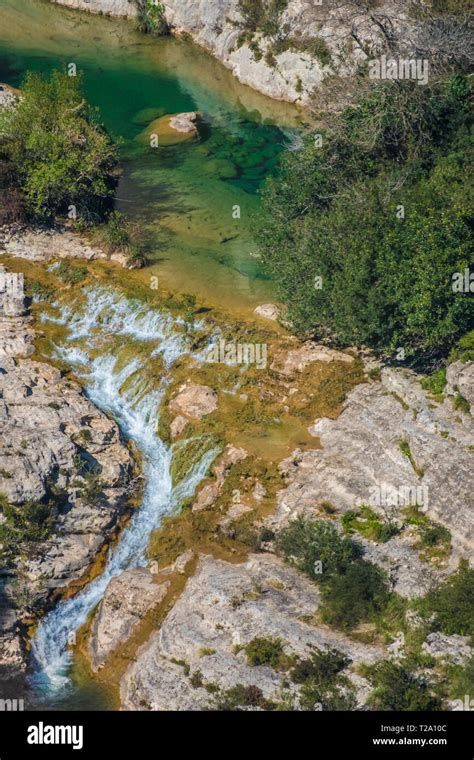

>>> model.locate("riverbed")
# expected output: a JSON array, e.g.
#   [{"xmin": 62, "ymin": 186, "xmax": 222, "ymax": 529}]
[{"xmin": 0, "ymin": 0, "xmax": 305, "ymax": 314}]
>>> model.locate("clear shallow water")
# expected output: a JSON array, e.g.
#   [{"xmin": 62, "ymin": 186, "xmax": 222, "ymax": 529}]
[
  {"xmin": 0, "ymin": 0, "xmax": 304, "ymax": 310},
  {"xmin": 30, "ymin": 287, "xmax": 220, "ymax": 706}
]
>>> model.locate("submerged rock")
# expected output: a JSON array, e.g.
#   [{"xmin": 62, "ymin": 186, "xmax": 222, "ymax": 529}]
[{"xmin": 138, "ymin": 113, "xmax": 200, "ymax": 147}]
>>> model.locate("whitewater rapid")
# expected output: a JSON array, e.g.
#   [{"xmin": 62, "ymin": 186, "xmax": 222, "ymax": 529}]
[{"xmin": 30, "ymin": 287, "xmax": 219, "ymax": 695}]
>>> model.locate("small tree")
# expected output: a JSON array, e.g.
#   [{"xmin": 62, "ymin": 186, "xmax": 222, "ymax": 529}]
[{"xmin": 0, "ymin": 70, "xmax": 118, "ymax": 222}]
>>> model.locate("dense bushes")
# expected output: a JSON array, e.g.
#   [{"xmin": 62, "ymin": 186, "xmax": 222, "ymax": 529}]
[
  {"xmin": 0, "ymin": 70, "xmax": 118, "ymax": 222},
  {"xmin": 364, "ymin": 658, "xmax": 444, "ymax": 711},
  {"xmin": 418, "ymin": 560, "xmax": 474, "ymax": 639},
  {"xmin": 258, "ymin": 76, "xmax": 473, "ymax": 360},
  {"xmin": 134, "ymin": 1, "xmax": 168, "ymax": 36},
  {"xmin": 277, "ymin": 516, "xmax": 393, "ymax": 631},
  {"xmin": 291, "ymin": 647, "xmax": 356, "ymax": 711}
]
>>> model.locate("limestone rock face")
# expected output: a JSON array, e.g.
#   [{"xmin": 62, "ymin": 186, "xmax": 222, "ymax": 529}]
[
  {"xmin": 0, "ymin": 356, "xmax": 134, "ymax": 609},
  {"xmin": 272, "ymin": 365, "xmax": 474, "ymax": 563},
  {"xmin": 1, "ymin": 226, "xmax": 108, "ymax": 264},
  {"xmin": 120, "ymin": 553, "xmax": 383, "ymax": 710},
  {"xmin": 422, "ymin": 632, "xmax": 472, "ymax": 666},
  {"xmin": 446, "ymin": 361, "xmax": 474, "ymax": 409},
  {"xmin": 271, "ymin": 342, "xmax": 354, "ymax": 377},
  {"xmin": 88, "ymin": 569, "xmax": 170, "ymax": 671},
  {"xmin": 0, "ymin": 265, "xmax": 34, "ymax": 358},
  {"xmin": 170, "ymin": 382, "xmax": 218, "ymax": 419},
  {"xmin": 50, "ymin": 0, "xmax": 412, "ymax": 106},
  {"xmin": 0, "ymin": 83, "xmax": 17, "ymax": 110}
]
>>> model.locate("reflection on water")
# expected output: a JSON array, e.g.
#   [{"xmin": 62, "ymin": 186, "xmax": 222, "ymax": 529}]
[{"xmin": 0, "ymin": 0, "xmax": 305, "ymax": 311}]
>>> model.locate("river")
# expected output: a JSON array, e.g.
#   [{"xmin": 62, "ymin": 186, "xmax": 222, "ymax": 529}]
[
  {"xmin": 0, "ymin": 0, "xmax": 304, "ymax": 710},
  {"xmin": 0, "ymin": 0, "xmax": 305, "ymax": 313}
]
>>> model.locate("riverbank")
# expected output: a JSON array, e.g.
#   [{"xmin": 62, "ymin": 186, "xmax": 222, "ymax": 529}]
[{"xmin": 1, "ymin": 239, "xmax": 473, "ymax": 709}]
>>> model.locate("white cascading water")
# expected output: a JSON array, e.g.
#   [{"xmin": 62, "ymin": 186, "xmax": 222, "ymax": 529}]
[{"xmin": 30, "ymin": 287, "xmax": 220, "ymax": 695}]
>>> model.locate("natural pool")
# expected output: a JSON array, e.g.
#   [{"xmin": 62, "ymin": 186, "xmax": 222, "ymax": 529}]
[{"xmin": 0, "ymin": 0, "xmax": 305, "ymax": 314}]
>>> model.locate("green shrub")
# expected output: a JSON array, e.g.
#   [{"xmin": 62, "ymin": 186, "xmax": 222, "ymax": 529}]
[
  {"xmin": 290, "ymin": 648, "xmax": 356, "ymax": 710},
  {"xmin": 134, "ymin": 1, "xmax": 168, "ymax": 36},
  {"xmin": 419, "ymin": 560, "xmax": 474, "ymax": 638},
  {"xmin": 257, "ymin": 76, "xmax": 473, "ymax": 359},
  {"xmin": 100, "ymin": 210, "xmax": 131, "ymax": 253},
  {"xmin": 212, "ymin": 683, "xmax": 274, "ymax": 711},
  {"xmin": 277, "ymin": 516, "xmax": 363, "ymax": 581},
  {"xmin": 290, "ymin": 647, "xmax": 349, "ymax": 684},
  {"xmin": 421, "ymin": 368, "xmax": 447, "ymax": 396},
  {"xmin": 341, "ymin": 505, "xmax": 400, "ymax": 543},
  {"xmin": 0, "ymin": 496, "xmax": 56, "ymax": 551},
  {"xmin": 449, "ymin": 330, "xmax": 474, "ymax": 363},
  {"xmin": 453, "ymin": 393, "xmax": 470, "ymax": 413},
  {"xmin": 0, "ymin": 70, "xmax": 118, "ymax": 222},
  {"xmin": 244, "ymin": 637, "xmax": 286, "ymax": 668},
  {"xmin": 366, "ymin": 659, "xmax": 444, "ymax": 711},
  {"xmin": 320, "ymin": 560, "xmax": 391, "ymax": 632},
  {"xmin": 55, "ymin": 261, "xmax": 88, "ymax": 285}
]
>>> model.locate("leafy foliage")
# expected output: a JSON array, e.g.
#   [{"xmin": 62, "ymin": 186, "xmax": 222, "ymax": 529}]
[
  {"xmin": 257, "ymin": 77, "xmax": 473, "ymax": 360},
  {"xmin": 277, "ymin": 515, "xmax": 362, "ymax": 580},
  {"xmin": 365, "ymin": 658, "xmax": 445, "ymax": 710},
  {"xmin": 134, "ymin": 1, "xmax": 168, "ymax": 35},
  {"xmin": 0, "ymin": 494, "xmax": 56, "ymax": 554},
  {"xmin": 418, "ymin": 560, "xmax": 474, "ymax": 638},
  {"xmin": 244, "ymin": 637, "xmax": 286, "ymax": 668},
  {"xmin": 291, "ymin": 647, "xmax": 356, "ymax": 710},
  {"xmin": 0, "ymin": 70, "xmax": 118, "ymax": 222},
  {"xmin": 277, "ymin": 516, "xmax": 393, "ymax": 631}
]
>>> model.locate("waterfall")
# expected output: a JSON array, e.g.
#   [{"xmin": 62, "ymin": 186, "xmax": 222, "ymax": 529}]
[{"xmin": 30, "ymin": 287, "xmax": 219, "ymax": 695}]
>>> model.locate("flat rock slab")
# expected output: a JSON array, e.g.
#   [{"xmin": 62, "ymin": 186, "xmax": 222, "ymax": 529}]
[
  {"xmin": 89, "ymin": 569, "xmax": 170, "ymax": 671},
  {"xmin": 121, "ymin": 553, "xmax": 383, "ymax": 710},
  {"xmin": 170, "ymin": 382, "xmax": 218, "ymax": 419}
]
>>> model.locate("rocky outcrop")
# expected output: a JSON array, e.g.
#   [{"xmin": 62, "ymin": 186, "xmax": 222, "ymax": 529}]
[
  {"xmin": 446, "ymin": 361, "xmax": 474, "ymax": 409},
  {"xmin": 138, "ymin": 112, "xmax": 200, "ymax": 147},
  {"xmin": 88, "ymin": 569, "xmax": 169, "ymax": 671},
  {"xmin": 192, "ymin": 444, "xmax": 247, "ymax": 512},
  {"xmin": 50, "ymin": 0, "xmax": 134, "ymax": 16},
  {"xmin": 50, "ymin": 1, "xmax": 412, "ymax": 106},
  {"xmin": 0, "ymin": 264, "xmax": 34, "ymax": 358},
  {"xmin": 170, "ymin": 382, "xmax": 218, "ymax": 420},
  {"xmin": 272, "ymin": 364, "xmax": 474, "ymax": 564},
  {"xmin": 0, "ymin": 267, "xmax": 135, "ymax": 683},
  {"xmin": 0, "ymin": 83, "xmax": 18, "ymax": 110},
  {"xmin": 0, "ymin": 224, "xmax": 128, "ymax": 267},
  {"xmin": 121, "ymin": 553, "xmax": 384, "ymax": 710}
]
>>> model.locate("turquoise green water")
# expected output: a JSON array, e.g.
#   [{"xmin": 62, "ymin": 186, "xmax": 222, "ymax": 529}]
[{"xmin": 0, "ymin": 0, "xmax": 305, "ymax": 312}]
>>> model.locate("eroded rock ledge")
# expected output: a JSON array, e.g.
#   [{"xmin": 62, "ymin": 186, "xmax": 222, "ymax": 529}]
[
  {"xmin": 120, "ymin": 553, "xmax": 384, "ymax": 711},
  {"xmin": 50, "ymin": 1, "xmax": 412, "ymax": 106},
  {"xmin": 0, "ymin": 266, "xmax": 135, "ymax": 685}
]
